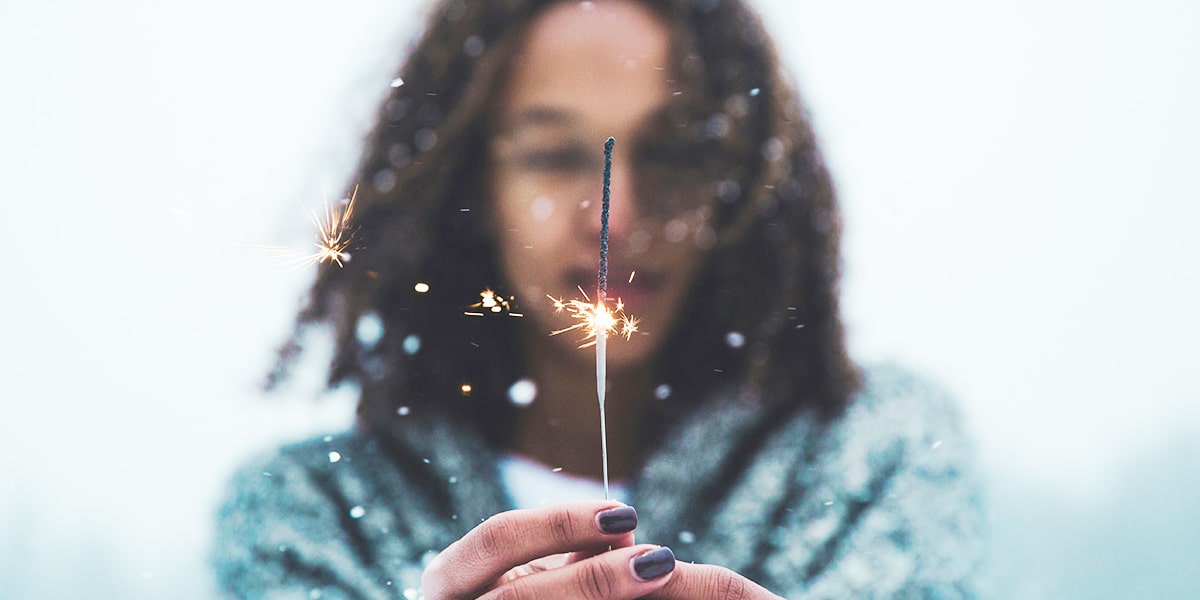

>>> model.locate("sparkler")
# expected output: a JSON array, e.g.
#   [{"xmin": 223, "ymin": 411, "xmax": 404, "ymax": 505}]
[
  {"xmin": 546, "ymin": 137, "xmax": 632, "ymax": 499},
  {"xmin": 596, "ymin": 137, "xmax": 614, "ymax": 500}
]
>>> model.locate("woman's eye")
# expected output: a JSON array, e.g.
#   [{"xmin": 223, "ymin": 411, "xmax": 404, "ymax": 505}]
[
  {"xmin": 640, "ymin": 138, "xmax": 742, "ymax": 183},
  {"xmin": 517, "ymin": 147, "xmax": 593, "ymax": 172},
  {"xmin": 638, "ymin": 142, "xmax": 694, "ymax": 170}
]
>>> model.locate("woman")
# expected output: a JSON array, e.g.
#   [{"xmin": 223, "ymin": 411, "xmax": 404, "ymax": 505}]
[{"xmin": 215, "ymin": 0, "xmax": 984, "ymax": 598}]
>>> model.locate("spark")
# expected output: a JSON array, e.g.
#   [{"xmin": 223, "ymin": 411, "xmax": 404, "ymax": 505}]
[
  {"xmin": 464, "ymin": 288, "xmax": 525, "ymax": 318},
  {"xmin": 248, "ymin": 186, "xmax": 360, "ymax": 269},
  {"xmin": 307, "ymin": 186, "xmax": 358, "ymax": 267},
  {"xmin": 546, "ymin": 287, "xmax": 638, "ymax": 348}
]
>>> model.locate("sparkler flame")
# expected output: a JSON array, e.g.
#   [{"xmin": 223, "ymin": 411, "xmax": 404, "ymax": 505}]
[{"xmin": 546, "ymin": 287, "xmax": 638, "ymax": 349}]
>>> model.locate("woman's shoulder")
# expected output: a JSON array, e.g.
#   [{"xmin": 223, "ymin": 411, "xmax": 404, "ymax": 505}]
[
  {"xmin": 808, "ymin": 361, "xmax": 977, "ymax": 496},
  {"xmin": 739, "ymin": 367, "xmax": 984, "ymax": 596},
  {"xmin": 216, "ymin": 420, "xmax": 509, "ymax": 538},
  {"xmin": 216, "ymin": 428, "xmax": 405, "ymax": 531},
  {"xmin": 836, "ymin": 361, "xmax": 968, "ymax": 443},
  {"xmin": 213, "ymin": 429, "xmax": 459, "ymax": 594},
  {"xmin": 653, "ymin": 361, "xmax": 967, "ymax": 469},
  {"xmin": 224, "ymin": 430, "xmax": 380, "ymax": 489},
  {"xmin": 643, "ymin": 362, "xmax": 984, "ymax": 593}
]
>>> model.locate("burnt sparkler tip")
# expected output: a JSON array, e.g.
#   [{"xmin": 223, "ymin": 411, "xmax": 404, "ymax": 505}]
[{"xmin": 598, "ymin": 137, "xmax": 615, "ymax": 297}]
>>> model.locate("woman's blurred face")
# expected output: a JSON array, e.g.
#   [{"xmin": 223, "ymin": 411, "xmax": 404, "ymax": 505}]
[{"xmin": 490, "ymin": 0, "xmax": 713, "ymax": 366}]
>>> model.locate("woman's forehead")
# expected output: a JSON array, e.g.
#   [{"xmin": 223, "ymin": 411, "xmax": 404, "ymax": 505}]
[
  {"xmin": 497, "ymin": 1, "xmax": 675, "ymax": 131},
  {"xmin": 518, "ymin": 1, "xmax": 669, "ymax": 55}
]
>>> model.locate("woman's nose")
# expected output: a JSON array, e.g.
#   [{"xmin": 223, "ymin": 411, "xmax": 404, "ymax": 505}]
[{"xmin": 589, "ymin": 157, "xmax": 638, "ymax": 237}]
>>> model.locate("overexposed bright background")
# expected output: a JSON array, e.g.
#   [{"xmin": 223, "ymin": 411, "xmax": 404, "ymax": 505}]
[{"xmin": 2, "ymin": 0, "xmax": 1196, "ymax": 597}]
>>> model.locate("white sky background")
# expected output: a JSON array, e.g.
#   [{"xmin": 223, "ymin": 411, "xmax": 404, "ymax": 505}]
[{"xmin": 1, "ymin": 0, "xmax": 1196, "ymax": 597}]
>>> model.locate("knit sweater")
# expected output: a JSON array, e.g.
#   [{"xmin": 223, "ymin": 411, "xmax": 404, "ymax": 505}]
[{"xmin": 213, "ymin": 364, "xmax": 984, "ymax": 599}]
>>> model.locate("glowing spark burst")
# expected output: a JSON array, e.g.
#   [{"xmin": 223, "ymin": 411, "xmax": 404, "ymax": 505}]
[
  {"xmin": 464, "ymin": 288, "xmax": 524, "ymax": 318},
  {"xmin": 547, "ymin": 287, "xmax": 638, "ymax": 348},
  {"xmin": 305, "ymin": 186, "xmax": 359, "ymax": 268},
  {"xmin": 476, "ymin": 289, "xmax": 507, "ymax": 313},
  {"xmin": 248, "ymin": 186, "xmax": 360, "ymax": 270}
]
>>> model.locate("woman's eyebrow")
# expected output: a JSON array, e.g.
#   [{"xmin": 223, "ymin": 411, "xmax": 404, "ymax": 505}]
[{"xmin": 501, "ymin": 106, "xmax": 579, "ymax": 133}]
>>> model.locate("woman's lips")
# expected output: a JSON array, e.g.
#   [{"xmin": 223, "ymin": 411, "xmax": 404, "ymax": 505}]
[
  {"xmin": 605, "ymin": 281, "xmax": 651, "ymax": 312},
  {"xmin": 564, "ymin": 268, "xmax": 661, "ymax": 313}
]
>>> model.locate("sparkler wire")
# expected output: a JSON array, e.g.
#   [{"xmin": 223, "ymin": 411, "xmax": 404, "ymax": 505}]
[{"xmin": 597, "ymin": 137, "xmax": 614, "ymax": 500}]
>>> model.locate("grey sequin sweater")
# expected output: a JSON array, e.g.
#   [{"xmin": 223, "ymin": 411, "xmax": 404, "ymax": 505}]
[{"xmin": 213, "ymin": 364, "xmax": 985, "ymax": 598}]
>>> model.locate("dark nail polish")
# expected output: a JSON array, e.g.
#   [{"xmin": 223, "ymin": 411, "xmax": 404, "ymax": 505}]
[
  {"xmin": 597, "ymin": 506, "xmax": 638, "ymax": 534},
  {"xmin": 631, "ymin": 546, "xmax": 675, "ymax": 581}
]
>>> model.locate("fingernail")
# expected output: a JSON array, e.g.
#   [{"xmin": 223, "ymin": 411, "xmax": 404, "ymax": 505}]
[
  {"xmin": 631, "ymin": 546, "xmax": 675, "ymax": 581},
  {"xmin": 596, "ymin": 506, "xmax": 638, "ymax": 534}
]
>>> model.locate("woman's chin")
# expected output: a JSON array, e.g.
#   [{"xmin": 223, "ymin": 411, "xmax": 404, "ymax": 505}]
[
  {"xmin": 535, "ymin": 326, "xmax": 659, "ymax": 371},
  {"xmin": 601, "ymin": 333, "xmax": 659, "ymax": 368}
]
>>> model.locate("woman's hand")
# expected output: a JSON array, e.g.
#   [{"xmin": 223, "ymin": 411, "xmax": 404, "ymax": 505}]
[
  {"xmin": 421, "ymin": 499, "xmax": 782, "ymax": 599},
  {"xmin": 421, "ymin": 500, "xmax": 677, "ymax": 600}
]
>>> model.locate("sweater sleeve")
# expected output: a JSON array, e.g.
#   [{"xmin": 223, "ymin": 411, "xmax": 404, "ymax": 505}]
[
  {"xmin": 211, "ymin": 442, "xmax": 426, "ymax": 600},
  {"xmin": 764, "ymin": 367, "xmax": 986, "ymax": 599}
]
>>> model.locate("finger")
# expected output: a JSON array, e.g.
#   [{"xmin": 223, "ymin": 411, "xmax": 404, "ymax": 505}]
[
  {"xmin": 422, "ymin": 501, "xmax": 638, "ymax": 600},
  {"xmin": 490, "ymin": 532, "xmax": 638, "ymax": 594},
  {"xmin": 490, "ymin": 554, "xmax": 571, "ymax": 591},
  {"xmin": 478, "ymin": 544, "xmax": 676, "ymax": 600},
  {"xmin": 566, "ymin": 529, "xmax": 636, "ymax": 564},
  {"xmin": 498, "ymin": 562, "xmax": 541, "ymax": 585},
  {"xmin": 643, "ymin": 562, "xmax": 784, "ymax": 600},
  {"xmin": 525, "ymin": 553, "xmax": 573, "ymax": 571}
]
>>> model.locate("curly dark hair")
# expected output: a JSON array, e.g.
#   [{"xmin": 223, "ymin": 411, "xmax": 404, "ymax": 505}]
[{"xmin": 270, "ymin": 0, "xmax": 860, "ymax": 452}]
